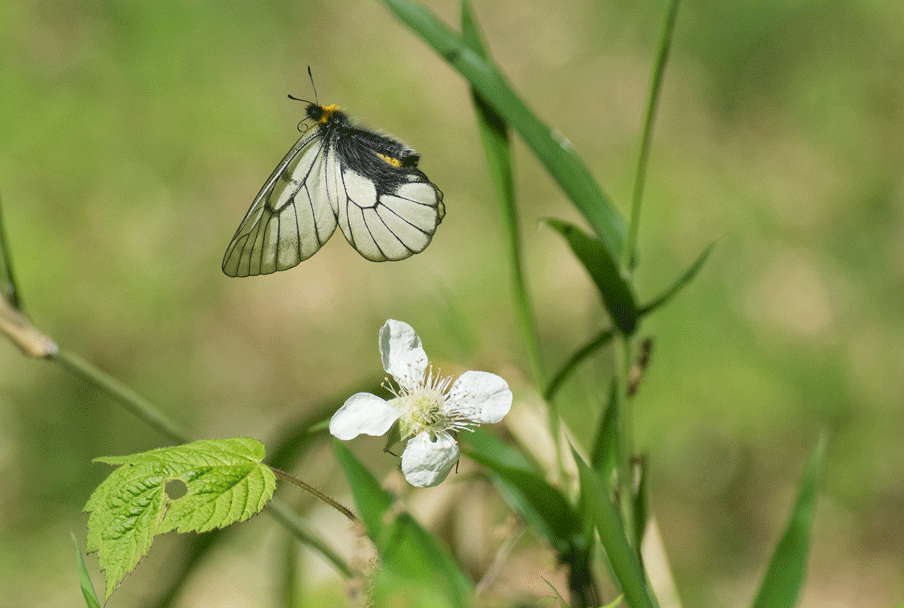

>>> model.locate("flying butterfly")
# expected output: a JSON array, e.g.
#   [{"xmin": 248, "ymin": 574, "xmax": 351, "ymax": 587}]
[{"xmin": 222, "ymin": 69, "xmax": 445, "ymax": 277}]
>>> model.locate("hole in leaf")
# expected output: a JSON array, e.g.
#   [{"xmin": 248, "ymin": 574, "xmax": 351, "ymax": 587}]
[{"xmin": 164, "ymin": 478, "xmax": 187, "ymax": 500}]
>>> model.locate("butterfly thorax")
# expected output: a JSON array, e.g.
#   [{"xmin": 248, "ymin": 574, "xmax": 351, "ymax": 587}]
[{"xmin": 306, "ymin": 103, "xmax": 347, "ymax": 127}]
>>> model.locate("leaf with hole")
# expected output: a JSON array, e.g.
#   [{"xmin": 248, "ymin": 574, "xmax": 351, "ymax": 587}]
[{"xmin": 84, "ymin": 437, "xmax": 275, "ymax": 600}]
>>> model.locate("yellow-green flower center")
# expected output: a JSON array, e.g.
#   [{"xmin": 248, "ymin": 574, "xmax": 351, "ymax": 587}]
[{"xmin": 397, "ymin": 387, "xmax": 446, "ymax": 437}]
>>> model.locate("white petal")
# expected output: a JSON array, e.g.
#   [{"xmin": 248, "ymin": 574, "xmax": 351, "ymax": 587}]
[
  {"xmin": 329, "ymin": 393, "xmax": 400, "ymax": 440},
  {"xmin": 400, "ymin": 432, "xmax": 459, "ymax": 488},
  {"xmin": 379, "ymin": 320, "xmax": 428, "ymax": 390},
  {"xmin": 447, "ymin": 371, "xmax": 512, "ymax": 424}
]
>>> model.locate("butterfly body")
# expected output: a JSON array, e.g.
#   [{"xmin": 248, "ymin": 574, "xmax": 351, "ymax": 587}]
[{"xmin": 223, "ymin": 101, "xmax": 444, "ymax": 277}]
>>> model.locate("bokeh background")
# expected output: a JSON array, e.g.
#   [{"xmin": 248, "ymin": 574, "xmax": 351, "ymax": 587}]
[{"xmin": 1, "ymin": 1, "xmax": 902, "ymax": 606}]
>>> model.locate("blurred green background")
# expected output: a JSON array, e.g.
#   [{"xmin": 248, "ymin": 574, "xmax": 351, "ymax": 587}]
[{"xmin": 1, "ymin": 1, "xmax": 902, "ymax": 606}]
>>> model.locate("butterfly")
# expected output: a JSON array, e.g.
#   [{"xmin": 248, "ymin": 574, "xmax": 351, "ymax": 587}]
[{"xmin": 222, "ymin": 72, "xmax": 445, "ymax": 277}]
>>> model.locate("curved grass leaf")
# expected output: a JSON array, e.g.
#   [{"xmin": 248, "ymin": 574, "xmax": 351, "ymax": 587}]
[
  {"xmin": 463, "ymin": 426, "xmax": 542, "ymax": 474},
  {"xmin": 545, "ymin": 219, "xmax": 638, "ymax": 335},
  {"xmin": 464, "ymin": 443, "xmax": 581, "ymax": 553},
  {"xmin": 590, "ymin": 383, "xmax": 619, "ymax": 480},
  {"xmin": 71, "ymin": 532, "xmax": 101, "ymax": 608},
  {"xmin": 333, "ymin": 441, "xmax": 472, "ymax": 607},
  {"xmin": 573, "ymin": 447, "xmax": 658, "ymax": 608},
  {"xmin": 545, "ymin": 326, "xmax": 616, "ymax": 401},
  {"xmin": 462, "ymin": 0, "xmax": 546, "ymax": 389},
  {"xmin": 0, "ymin": 196, "xmax": 22, "ymax": 311},
  {"xmin": 750, "ymin": 435, "xmax": 825, "ymax": 608},
  {"xmin": 379, "ymin": 0, "xmax": 626, "ymax": 262},
  {"xmin": 85, "ymin": 437, "xmax": 276, "ymax": 599},
  {"xmin": 638, "ymin": 240, "xmax": 717, "ymax": 316}
]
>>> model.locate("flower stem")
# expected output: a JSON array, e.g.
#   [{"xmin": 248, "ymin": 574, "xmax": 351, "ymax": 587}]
[
  {"xmin": 270, "ymin": 466, "xmax": 358, "ymax": 522},
  {"xmin": 615, "ymin": 334, "xmax": 637, "ymax": 548}
]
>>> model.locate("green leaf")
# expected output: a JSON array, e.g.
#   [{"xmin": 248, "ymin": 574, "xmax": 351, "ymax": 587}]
[
  {"xmin": 461, "ymin": 0, "xmax": 545, "ymax": 388},
  {"xmin": 590, "ymin": 383, "xmax": 619, "ymax": 481},
  {"xmin": 545, "ymin": 326, "xmax": 616, "ymax": 400},
  {"xmin": 573, "ymin": 447, "xmax": 657, "ymax": 608},
  {"xmin": 602, "ymin": 594, "xmax": 626, "ymax": 608},
  {"xmin": 750, "ymin": 436, "xmax": 825, "ymax": 608},
  {"xmin": 0, "ymin": 196, "xmax": 58, "ymax": 358},
  {"xmin": 463, "ymin": 426, "xmax": 542, "ymax": 475},
  {"xmin": 638, "ymin": 240, "xmax": 717, "ymax": 317},
  {"xmin": 632, "ymin": 457, "xmax": 649, "ymax": 549},
  {"xmin": 465, "ymin": 443, "xmax": 581, "ymax": 553},
  {"xmin": 379, "ymin": 0, "xmax": 626, "ymax": 263},
  {"xmin": 545, "ymin": 219, "xmax": 638, "ymax": 335},
  {"xmin": 71, "ymin": 532, "xmax": 101, "ymax": 608},
  {"xmin": 332, "ymin": 440, "xmax": 393, "ymax": 541},
  {"xmin": 0, "ymin": 195, "xmax": 23, "ymax": 311},
  {"xmin": 85, "ymin": 437, "xmax": 275, "ymax": 599},
  {"xmin": 333, "ymin": 441, "xmax": 472, "ymax": 607}
]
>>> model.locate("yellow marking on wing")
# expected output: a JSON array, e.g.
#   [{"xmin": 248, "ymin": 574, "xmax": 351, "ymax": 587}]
[{"xmin": 377, "ymin": 153, "xmax": 403, "ymax": 168}]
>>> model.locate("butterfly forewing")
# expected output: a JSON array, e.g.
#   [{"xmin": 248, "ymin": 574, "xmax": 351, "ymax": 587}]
[{"xmin": 222, "ymin": 131, "xmax": 337, "ymax": 277}]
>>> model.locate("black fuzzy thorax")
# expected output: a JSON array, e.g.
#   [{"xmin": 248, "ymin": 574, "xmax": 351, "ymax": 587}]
[{"xmin": 308, "ymin": 103, "xmax": 427, "ymax": 195}]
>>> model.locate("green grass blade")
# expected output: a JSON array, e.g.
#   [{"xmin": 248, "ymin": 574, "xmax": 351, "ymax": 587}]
[
  {"xmin": 461, "ymin": 0, "xmax": 545, "ymax": 388},
  {"xmin": 71, "ymin": 532, "xmax": 101, "ymax": 608},
  {"xmin": 590, "ymin": 383, "xmax": 619, "ymax": 480},
  {"xmin": 638, "ymin": 240, "xmax": 717, "ymax": 317},
  {"xmin": 623, "ymin": 0, "xmax": 681, "ymax": 271},
  {"xmin": 0, "ymin": 196, "xmax": 23, "ymax": 311},
  {"xmin": 379, "ymin": 0, "xmax": 626, "ymax": 261},
  {"xmin": 545, "ymin": 219, "xmax": 638, "ymax": 335},
  {"xmin": 750, "ymin": 435, "xmax": 825, "ymax": 608},
  {"xmin": 465, "ymin": 444, "xmax": 582, "ymax": 554},
  {"xmin": 334, "ymin": 441, "xmax": 472, "ymax": 607},
  {"xmin": 544, "ymin": 326, "xmax": 616, "ymax": 401},
  {"xmin": 573, "ymin": 447, "xmax": 658, "ymax": 608}
]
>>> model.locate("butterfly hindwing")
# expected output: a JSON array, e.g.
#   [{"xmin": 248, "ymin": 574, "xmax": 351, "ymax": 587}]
[{"xmin": 331, "ymin": 126, "xmax": 445, "ymax": 262}]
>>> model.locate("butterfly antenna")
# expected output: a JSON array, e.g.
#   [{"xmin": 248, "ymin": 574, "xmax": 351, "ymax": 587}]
[{"xmin": 307, "ymin": 66, "xmax": 319, "ymax": 105}]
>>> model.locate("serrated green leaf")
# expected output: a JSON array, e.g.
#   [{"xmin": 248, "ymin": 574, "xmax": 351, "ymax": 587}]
[
  {"xmin": 71, "ymin": 532, "xmax": 101, "ymax": 608},
  {"xmin": 85, "ymin": 437, "xmax": 275, "ymax": 599},
  {"xmin": 333, "ymin": 441, "xmax": 472, "ymax": 607},
  {"xmin": 379, "ymin": 0, "xmax": 626, "ymax": 263},
  {"xmin": 750, "ymin": 436, "xmax": 825, "ymax": 608},
  {"xmin": 546, "ymin": 219, "xmax": 638, "ymax": 335},
  {"xmin": 573, "ymin": 447, "xmax": 657, "ymax": 608}
]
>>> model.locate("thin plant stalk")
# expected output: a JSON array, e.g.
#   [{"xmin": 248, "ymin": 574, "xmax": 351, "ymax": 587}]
[
  {"xmin": 271, "ymin": 466, "xmax": 357, "ymax": 522},
  {"xmin": 52, "ymin": 348, "xmax": 192, "ymax": 444},
  {"xmin": 622, "ymin": 0, "xmax": 680, "ymax": 273},
  {"xmin": 617, "ymin": 0, "xmax": 680, "ymax": 550}
]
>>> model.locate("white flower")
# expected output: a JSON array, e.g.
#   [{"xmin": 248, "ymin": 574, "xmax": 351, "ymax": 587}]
[{"xmin": 329, "ymin": 319, "xmax": 512, "ymax": 487}]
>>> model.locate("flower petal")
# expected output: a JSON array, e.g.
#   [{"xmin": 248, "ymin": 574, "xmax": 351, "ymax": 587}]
[
  {"xmin": 400, "ymin": 432, "xmax": 460, "ymax": 487},
  {"xmin": 379, "ymin": 320, "xmax": 428, "ymax": 391},
  {"xmin": 329, "ymin": 393, "xmax": 400, "ymax": 440},
  {"xmin": 447, "ymin": 371, "xmax": 512, "ymax": 424}
]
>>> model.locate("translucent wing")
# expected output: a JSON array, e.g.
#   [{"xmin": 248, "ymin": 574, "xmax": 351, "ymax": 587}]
[
  {"xmin": 222, "ymin": 129, "xmax": 338, "ymax": 277},
  {"xmin": 329, "ymin": 160, "xmax": 445, "ymax": 262}
]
